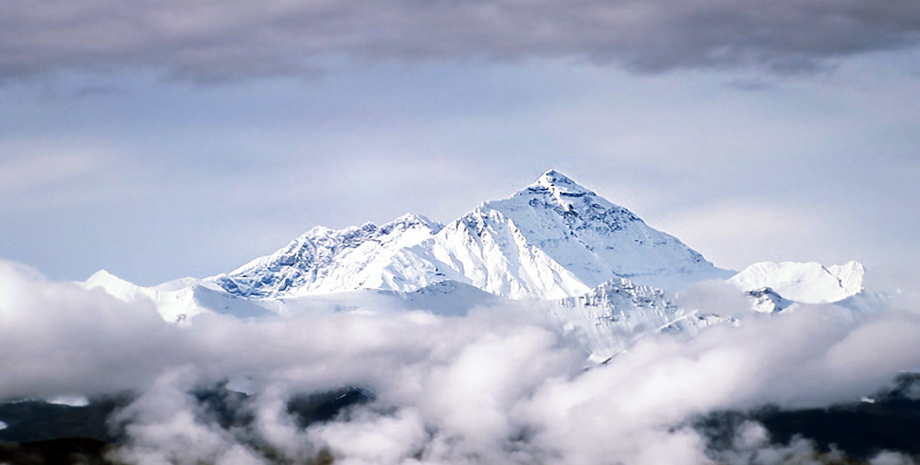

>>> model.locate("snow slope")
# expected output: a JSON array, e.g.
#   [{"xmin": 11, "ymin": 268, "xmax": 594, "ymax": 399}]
[
  {"xmin": 729, "ymin": 261, "xmax": 865, "ymax": 304},
  {"xmin": 415, "ymin": 170, "xmax": 733, "ymax": 299},
  {"xmin": 550, "ymin": 278, "xmax": 733, "ymax": 362},
  {"xmin": 276, "ymin": 280, "xmax": 507, "ymax": 317},
  {"xmin": 83, "ymin": 270, "xmax": 274, "ymax": 322},
  {"xmin": 744, "ymin": 287, "xmax": 796, "ymax": 313},
  {"xmin": 210, "ymin": 170, "xmax": 731, "ymax": 300},
  {"xmin": 83, "ymin": 270, "xmax": 204, "ymax": 322},
  {"xmin": 83, "ymin": 270, "xmax": 503, "ymax": 321},
  {"xmin": 210, "ymin": 214, "xmax": 445, "ymax": 298},
  {"xmin": 84, "ymin": 269, "xmax": 727, "ymax": 362}
]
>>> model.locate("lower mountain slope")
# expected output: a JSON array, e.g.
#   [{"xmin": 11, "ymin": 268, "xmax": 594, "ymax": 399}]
[{"xmin": 550, "ymin": 278, "xmax": 734, "ymax": 362}]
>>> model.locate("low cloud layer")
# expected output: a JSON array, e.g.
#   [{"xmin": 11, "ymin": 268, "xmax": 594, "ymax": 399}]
[
  {"xmin": 3, "ymin": 258, "xmax": 920, "ymax": 464},
  {"xmin": 3, "ymin": 0, "xmax": 920, "ymax": 80}
]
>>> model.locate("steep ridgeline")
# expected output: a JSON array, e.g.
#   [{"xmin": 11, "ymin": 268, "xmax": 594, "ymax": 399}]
[
  {"xmin": 210, "ymin": 214, "xmax": 446, "ymax": 298},
  {"xmin": 413, "ymin": 170, "xmax": 733, "ymax": 299},
  {"xmin": 210, "ymin": 170, "xmax": 733, "ymax": 300},
  {"xmin": 551, "ymin": 278, "xmax": 734, "ymax": 362}
]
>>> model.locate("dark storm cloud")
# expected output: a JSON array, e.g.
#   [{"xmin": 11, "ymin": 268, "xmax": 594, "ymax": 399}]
[{"xmin": 2, "ymin": 0, "xmax": 920, "ymax": 80}]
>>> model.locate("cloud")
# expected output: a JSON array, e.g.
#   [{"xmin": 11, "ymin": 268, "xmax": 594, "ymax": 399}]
[
  {"xmin": 110, "ymin": 367, "xmax": 269, "ymax": 465},
  {"xmin": 3, "ymin": 258, "xmax": 920, "ymax": 463},
  {"xmin": 3, "ymin": 0, "xmax": 920, "ymax": 81},
  {"xmin": 0, "ymin": 260, "xmax": 186, "ymax": 398}
]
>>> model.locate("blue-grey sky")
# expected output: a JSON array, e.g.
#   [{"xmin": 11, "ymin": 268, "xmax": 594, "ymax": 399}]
[{"xmin": 2, "ymin": 0, "xmax": 919, "ymax": 285}]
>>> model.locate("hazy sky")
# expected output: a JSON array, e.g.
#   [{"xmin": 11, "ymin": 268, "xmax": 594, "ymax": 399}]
[{"xmin": 2, "ymin": 0, "xmax": 919, "ymax": 285}]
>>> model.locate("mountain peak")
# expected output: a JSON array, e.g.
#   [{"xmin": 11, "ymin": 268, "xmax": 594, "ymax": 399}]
[
  {"xmin": 455, "ymin": 169, "xmax": 733, "ymax": 293},
  {"xmin": 211, "ymin": 212, "xmax": 444, "ymax": 298},
  {"xmin": 209, "ymin": 168, "xmax": 731, "ymax": 300},
  {"xmin": 389, "ymin": 213, "xmax": 442, "ymax": 233},
  {"xmin": 528, "ymin": 169, "xmax": 595, "ymax": 197}
]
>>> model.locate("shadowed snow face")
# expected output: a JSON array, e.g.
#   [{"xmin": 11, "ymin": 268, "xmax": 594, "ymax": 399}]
[{"xmin": 3, "ymin": 258, "xmax": 920, "ymax": 464}]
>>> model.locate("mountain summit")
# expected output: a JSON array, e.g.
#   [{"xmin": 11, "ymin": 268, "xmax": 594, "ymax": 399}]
[
  {"xmin": 531, "ymin": 169, "xmax": 595, "ymax": 197},
  {"xmin": 209, "ymin": 170, "xmax": 732, "ymax": 300},
  {"xmin": 413, "ymin": 169, "xmax": 733, "ymax": 297}
]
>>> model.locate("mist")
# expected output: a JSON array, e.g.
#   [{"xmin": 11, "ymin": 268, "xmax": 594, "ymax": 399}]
[{"xmin": 2, "ymin": 258, "xmax": 920, "ymax": 464}]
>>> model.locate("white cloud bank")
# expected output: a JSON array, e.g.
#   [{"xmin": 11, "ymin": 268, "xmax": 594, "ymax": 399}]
[{"xmin": 1, "ymin": 258, "xmax": 920, "ymax": 464}]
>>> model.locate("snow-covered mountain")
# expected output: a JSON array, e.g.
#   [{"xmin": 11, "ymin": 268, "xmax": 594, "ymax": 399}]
[
  {"xmin": 413, "ymin": 170, "xmax": 733, "ymax": 298},
  {"xmin": 211, "ymin": 214, "xmax": 445, "ymax": 298},
  {"xmin": 80, "ymin": 169, "xmax": 876, "ymax": 362},
  {"xmin": 551, "ymin": 278, "xmax": 734, "ymax": 362},
  {"xmin": 209, "ymin": 170, "xmax": 732, "ymax": 301},
  {"xmin": 744, "ymin": 287, "xmax": 796, "ymax": 313},
  {"xmin": 84, "ymin": 270, "xmax": 203, "ymax": 322},
  {"xmin": 84, "ymin": 267, "xmax": 733, "ymax": 361},
  {"xmin": 729, "ymin": 261, "xmax": 865, "ymax": 305},
  {"xmin": 271, "ymin": 280, "xmax": 507, "ymax": 317},
  {"xmin": 84, "ymin": 270, "xmax": 274, "ymax": 323}
]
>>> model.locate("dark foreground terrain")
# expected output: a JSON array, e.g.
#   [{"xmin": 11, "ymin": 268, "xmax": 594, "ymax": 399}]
[
  {"xmin": 0, "ymin": 386, "xmax": 371, "ymax": 465},
  {"xmin": 2, "ymin": 379, "xmax": 919, "ymax": 464}
]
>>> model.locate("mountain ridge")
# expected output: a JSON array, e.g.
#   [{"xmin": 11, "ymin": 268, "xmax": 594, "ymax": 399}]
[
  {"xmin": 77, "ymin": 170, "xmax": 872, "ymax": 360},
  {"xmin": 208, "ymin": 170, "xmax": 733, "ymax": 300},
  {"xmin": 729, "ymin": 260, "xmax": 865, "ymax": 304}
]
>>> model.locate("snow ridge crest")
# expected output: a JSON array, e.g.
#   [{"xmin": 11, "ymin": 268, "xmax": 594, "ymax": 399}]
[{"xmin": 209, "ymin": 170, "xmax": 732, "ymax": 299}]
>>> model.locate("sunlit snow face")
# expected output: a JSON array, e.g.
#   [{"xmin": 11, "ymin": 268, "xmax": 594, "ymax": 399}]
[{"xmin": 3, "ymin": 259, "xmax": 920, "ymax": 464}]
